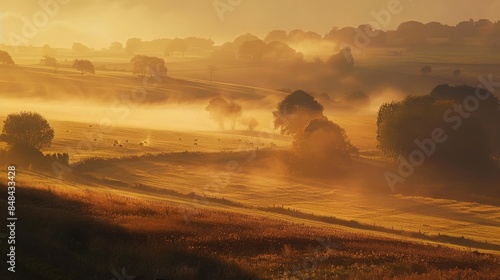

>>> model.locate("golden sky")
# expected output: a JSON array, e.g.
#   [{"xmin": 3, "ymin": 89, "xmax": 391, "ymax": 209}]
[{"xmin": 1, "ymin": 0, "xmax": 499, "ymax": 48}]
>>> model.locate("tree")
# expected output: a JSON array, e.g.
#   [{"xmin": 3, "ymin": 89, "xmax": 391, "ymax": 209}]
[
  {"xmin": 262, "ymin": 41, "xmax": 299, "ymax": 61},
  {"xmin": 208, "ymin": 65, "xmax": 216, "ymax": 81},
  {"xmin": 227, "ymin": 102, "xmax": 242, "ymax": 130},
  {"xmin": 273, "ymin": 90, "xmax": 326, "ymax": 135},
  {"xmin": 130, "ymin": 55, "xmax": 167, "ymax": 77},
  {"xmin": 420, "ymin": 65, "xmax": 432, "ymax": 76},
  {"xmin": 73, "ymin": 59, "xmax": 95, "ymax": 76},
  {"xmin": 295, "ymin": 119, "xmax": 356, "ymax": 164},
  {"xmin": 240, "ymin": 117, "xmax": 259, "ymax": 131},
  {"xmin": 109, "ymin": 41, "xmax": 123, "ymax": 51},
  {"xmin": 327, "ymin": 47, "xmax": 354, "ymax": 73},
  {"xmin": 0, "ymin": 51, "xmax": 15, "ymax": 65},
  {"xmin": 41, "ymin": 44, "xmax": 57, "ymax": 57},
  {"xmin": 453, "ymin": 68, "xmax": 461, "ymax": 79},
  {"xmin": 125, "ymin": 38, "xmax": 142, "ymax": 55},
  {"xmin": 72, "ymin": 42, "xmax": 90, "ymax": 53},
  {"xmin": 0, "ymin": 112, "xmax": 54, "ymax": 150},
  {"xmin": 206, "ymin": 97, "xmax": 230, "ymax": 130},
  {"xmin": 238, "ymin": 40, "xmax": 267, "ymax": 60},
  {"xmin": 376, "ymin": 91, "xmax": 495, "ymax": 168},
  {"xmin": 165, "ymin": 38, "xmax": 188, "ymax": 57},
  {"xmin": 40, "ymin": 56, "xmax": 58, "ymax": 71},
  {"xmin": 205, "ymin": 97, "xmax": 243, "ymax": 130},
  {"xmin": 264, "ymin": 30, "xmax": 288, "ymax": 43}
]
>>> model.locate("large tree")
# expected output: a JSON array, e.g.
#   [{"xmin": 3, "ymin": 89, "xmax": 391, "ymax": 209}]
[
  {"xmin": 165, "ymin": 38, "xmax": 188, "ymax": 57},
  {"xmin": 126, "ymin": 38, "xmax": 142, "ymax": 55},
  {"xmin": 273, "ymin": 90, "xmax": 325, "ymax": 135},
  {"xmin": 72, "ymin": 42, "xmax": 90, "ymax": 53},
  {"xmin": 206, "ymin": 97, "xmax": 231, "ymax": 130},
  {"xmin": 295, "ymin": 119, "xmax": 356, "ymax": 168},
  {"xmin": 377, "ymin": 88, "xmax": 497, "ymax": 168},
  {"xmin": 130, "ymin": 55, "xmax": 167, "ymax": 77},
  {"xmin": 274, "ymin": 90, "xmax": 355, "ymax": 174},
  {"xmin": 40, "ymin": 56, "xmax": 58, "ymax": 71},
  {"xmin": 0, "ymin": 112, "xmax": 54, "ymax": 150},
  {"xmin": 73, "ymin": 59, "xmax": 95, "ymax": 76},
  {"xmin": 0, "ymin": 51, "xmax": 15, "ymax": 65}
]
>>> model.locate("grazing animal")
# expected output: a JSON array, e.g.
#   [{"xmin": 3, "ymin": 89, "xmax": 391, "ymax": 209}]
[
  {"xmin": 194, "ymin": 143, "xmax": 198, "ymax": 146},
  {"xmin": 194, "ymin": 139, "xmax": 198, "ymax": 142}
]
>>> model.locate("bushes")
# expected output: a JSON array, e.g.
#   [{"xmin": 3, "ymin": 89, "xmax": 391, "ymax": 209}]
[{"xmin": 0, "ymin": 147, "xmax": 69, "ymax": 171}]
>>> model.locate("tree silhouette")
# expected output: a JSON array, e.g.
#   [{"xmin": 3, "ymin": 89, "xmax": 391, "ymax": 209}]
[
  {"xmin": 130, "ymin": 55, "xmax": 167, "ymax": 78},
  {"xmin": 73, "ymin": 59, "xmax": 95, "ymax": 76},
  {"xmin": 327, "ymin": 47, "xmax": 354, "ymax": 73},
  {"xmin": 206, "ymin": 97, "xmax": 230, "ymax": 130},
  {"xmin": 72, "ymin": 42, "xmax": 90, "ymax": 53},
  {"xmin": 0, "ymin": 112, "xmax": 54, "ymax": 150},
  {"xmin": 295, "ymin": 119, "xmax": 356, "ymax": 163},
  {"xmin": 241, "ymin": 117, "xmax": 259, "ymax": 131},
  {"xmin": 420, "ymin": 65, "xmax": 432, "ymax": 76},
  {"xmin": 41, "ymin": 56, "xmax": 58, "ymax": 71},
  {"xmin": 165, "ymin": 38, "xmax": 188, "ymax": 57},
  {"xmin": 453, "ymin": 68, "xmax": 461, "ymax": 79},
  {"xmin": 377, "ymin": 91, "xmax": 495, "ymax": 168},
  {"xmin": 227, "ymin": 102, "xmax": 242, "ymax": 130},
  {"xmin": 41, "ymin": 44, "xmax": 57, "ymax": 57},
  {"xmin": 109, "ymin": 41, "xmax": 123, "ymax": 51},
  {"xmin": 126, "ymin": 38, "xmax": 142, "ymax": 55},
  {"xmin": 0, "ymin": 51, "xmax": 15, "ymax": 65},
  {"xmin": 205, "ymin": 97, "xmax": 243, "ymax": 130},
  {"xmin": 264, "ymin": 30, "xmax": 288, "ymax": 43},
  {"xmin": 273, "ymin": 90, "xmax": 325, "ymax": 135}
]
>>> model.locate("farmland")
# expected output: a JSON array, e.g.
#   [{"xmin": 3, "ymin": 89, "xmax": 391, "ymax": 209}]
[{"xmin": 1, "ymin": 43, "xmax": 500, "ymax": 279}]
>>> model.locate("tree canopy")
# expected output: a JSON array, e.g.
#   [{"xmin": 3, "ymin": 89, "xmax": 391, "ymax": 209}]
[
  {"xmin": 377, "ymin": 85, "xmax": 500, "ymax": 168},
  {"xmin": 273, "ymin": 90, "xmax": 355, "ymax": 174},
  {"xmin": 73, "ymin": 59, "xmax": 95, "ymax": 76},
  {"xmin": 0, "ymin": 51, "xmax": 15, "ymax": 65},
  {"xmin": 41, "ymin": 56, "xmax": 58, "ymax": 70},
  {"xmin": 205, "ymin": 97, "xmax": 242, "ymax": 130},
  {"xmin": 273, "ymin": 90, "xmax": 325, "ymax": 135},
  {"xmin": 0, "ymin": 112, "xmax": 54, "ymax": 150},
  {"xmin": 130, "ymin": 55, "xmax": 167, "ymax": 77},
  {"xmin": 72, "ymin": 42, "xmax": 91, "ymax": 53}
]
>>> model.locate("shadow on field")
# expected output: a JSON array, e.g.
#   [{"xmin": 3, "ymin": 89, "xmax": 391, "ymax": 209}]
[{"xmin": 0, "ymin": 185, "xmax": 261, "ymax": 280}]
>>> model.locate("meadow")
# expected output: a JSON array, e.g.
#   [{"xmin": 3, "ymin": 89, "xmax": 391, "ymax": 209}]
[{"xmin": 1, "ymin": 44, "xmax": 500, "ymax": 279}]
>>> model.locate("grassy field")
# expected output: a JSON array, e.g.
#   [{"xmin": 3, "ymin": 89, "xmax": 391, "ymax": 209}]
[
  {"xmin": 1, "ymin": 45, "xmax": 500, "ymax": 279},
  {"xmin": 1, "ymin": 181, "xmax": 499, "ymax": 279}
]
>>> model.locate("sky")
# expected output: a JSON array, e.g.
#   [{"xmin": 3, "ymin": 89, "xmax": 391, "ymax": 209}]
[{"xmin": 1, "ymin": 0, "xmax": 499, "ymax": 48}]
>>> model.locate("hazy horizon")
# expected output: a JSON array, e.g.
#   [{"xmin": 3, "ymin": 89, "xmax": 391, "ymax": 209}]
[{"xmin": 2, "ymin": 0, "xmax": 500, "ymax": 48}]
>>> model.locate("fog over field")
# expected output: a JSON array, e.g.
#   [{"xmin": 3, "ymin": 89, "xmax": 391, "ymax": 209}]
[{"xmin": 1, "ymin": 1, "xmax": 500, "ymax": 279}]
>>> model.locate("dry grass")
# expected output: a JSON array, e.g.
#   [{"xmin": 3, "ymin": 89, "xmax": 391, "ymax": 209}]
[{"xmin": 1, "ymin": 182, "xmax": 498, "ymax": 279}]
